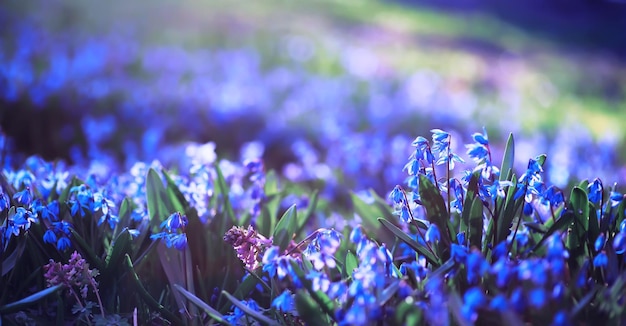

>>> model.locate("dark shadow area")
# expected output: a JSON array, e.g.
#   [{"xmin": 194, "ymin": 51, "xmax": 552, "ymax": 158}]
[{"xmin": 394, "ymin": 0, "xmax": 626, "ymax": 57}]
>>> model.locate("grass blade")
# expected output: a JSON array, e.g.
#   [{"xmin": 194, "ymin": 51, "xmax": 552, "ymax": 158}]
[
  {"xmin": 0, "ymin": 284, "xmax": 64, "ymax": 314},
  {"xmin": 379, "ymin": 218, "xmax": 440, "ymax": 266},
  {"xmin": 174, "ymin": 284, "xmax": 230, "ymax": 325},
  {"xmin": 221, "ymin": 291, "xmax": 279, "ymax": 326}
]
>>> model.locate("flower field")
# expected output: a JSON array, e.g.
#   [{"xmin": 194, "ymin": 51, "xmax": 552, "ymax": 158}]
[{"xmin": 1, "ymin": 1, "xmax": 626, "ymax": 325}]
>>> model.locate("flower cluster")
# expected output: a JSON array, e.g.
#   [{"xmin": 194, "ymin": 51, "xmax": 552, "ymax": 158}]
[
  {"xmin": 43, "ymin": 251, "xmax": 105, "ymax": 319},
  {"xmin": 224, "ymin": 225, "xmax": 273, "ymax": 270}
]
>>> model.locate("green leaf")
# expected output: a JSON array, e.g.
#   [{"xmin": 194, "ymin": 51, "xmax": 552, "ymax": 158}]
[
  {"xmin": 295, "ymin": 189, "xmax": 319, "ymax": 238},
  {"xmin": 124, "ymin": 254, "xmax": 183, "ymax": 325},
  {"xmin": 496, "ymin": 173, "xmax": 520, "ymax": 244},
  {"xmin": 295, "ymin": 290, "xmax": 329, "ymax": 325},
  {"xmin": 528, "ymin": 211, "xmax": 574, "ymax": 254},
  {"xmin": 215, "ymin": 164, "xmax": 236, "ymax": 224},
  {"xmin": 344, "ymin": 250, "xmax": 358, "ymax": 279},
  {"xmin": 378, "ymin": 218, "xmax": 440, "ymax": 266},
  {"xmin": 418, "ymin": 175, "xmax": 451, "ymax": 246},
  {"xmin": 499, "ymin": 133, "xmax": 515, "ymax": 182},
  {"xmin": 587, "ymin": 203, "xmax": 600, "ymax": 247},
  {"xmin": 59, "ymin": 176, "xmax": 79, "ymax": 203},
  {"xmin": 117, "ymin": 197, "xmax": 133, "ymax": 223},
  {"xmin": 0, "ymin": 284, "xmax": 64, "ymax": 314},
  {"xmin": 570, "ymin": 187, "xmax": 590, "ymax": 233},
  {"xmin": 70, "ymin": 228, "xmax": 105, "ymax": 271},
  {"xmin": 221, "ymin": 291, "xmax": 279, "ymax": 326},
  {"xmin": 273, "ymin": 204, "xmax": 297, "ymax": 251},
  {"xmin": 614, "ymin": 199, "xmax": 626, "ymax": 234},
  {"xmin": 146, "ymin": 168, "xmax": 172, "ymax": 230},
  {"xmin": 288, "ymin": 260, "xmax": 336, "ymax": 319},
  {"xmin": 104, "ymin": 228, "xmax": 132, "ymax": 277},
  {"xmin": 174, "ymin": 284, "xmax": 230, "ymax": 325},
  {"xmin": 448, "ymin": 290, "xmax": 471, "ymax": 326},
  {"xmin": 378, "ymin": 280, "xmax": 401, "ymax": 306},
  {"xmin": 468, "ymin": 196, "xmax": 484, "ymax": 250},
  {"xmin": 2, "ymin": 237, "xmax": 26, "ymax": 277},
  {"xmin": 429, "ymin": 259, "xmax": 455, "ymax": 280},
  {"xmin": 461, "ymin": 171, "xmax": 481, "ymax": 235},
  {"xmin": 395, "ymin": 299, "xmax": 423, "ymax": 325},
  {"xmin": 220, "ymin": 271, "xmax": 259, "ymax": 313},
  {"xmin": 264, "ymin": 170, "xmax": 279, "ymax": 196},
  {"xmin": 536, "ymin": 154, "xmax": 547, "ymax": 167},
  {"xmin": 257, "ymin": 202, "xmax": 276, "ymax": 238},
  {"xmin": 156, "ymin": 244, "xmax": 188, "ymax": 313},
  {"xmin": 350, "ymin": 191, "xmax": 396, "ymax": 245},
  {"xmin": 570, "ymin": 285, "xmax": 599, "ymax": 318},
  {"xmin": 578, "ymin": 179, "xmax": 590, "ymax": 191},
  {"xmin": 163, "ymin": 169, "xmax": 189, "ymax": 213},
  {"xmin": 524, "ymin": 222, "xmax": 548, "ymax": 234}
]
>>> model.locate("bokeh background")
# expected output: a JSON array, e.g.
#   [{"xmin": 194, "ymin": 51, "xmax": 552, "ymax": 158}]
[{"xmin": 2, "ymin": 0, "xmax": 626, "ymax": 198}]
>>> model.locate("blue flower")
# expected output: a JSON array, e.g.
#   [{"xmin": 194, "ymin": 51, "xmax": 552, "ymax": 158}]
[
  {"xmin": 57, "ymin": 236, "xmax": 71, "ymax": 251},
  {"xmin": 160, "ymin": 212, "xmax": 188, "ymax": 232},
  {"xmin": 389, "ymin": 185, "xmax": 405, "ymax": 204},
  {"xmin": 93, "ymin": 192, "xmax": 115, "ymax": 216},
  {"xmin": 403, "ymin": 159, "xmax": 420, "ymax": 176},
  {"xmin": 98, "ymin": 213, "xmax": 119, "ymax": 230},
  {"xmin": 610, "ymin": 191, "xmax": 623, "ymax": 207},
  {"xmin": 0, "ymin": 191, "xmax": 9, "ymax": 211},
  {"xmin": 594, "ymin": 234, "xmax": 606, "ymax": 252},
  {"xmin": 472, "ymin": 128, "xmax": 489, "ymax": 146},
  {"xmin": 613, "ymin": 232, "xmax": 626, "ymax": 254},
  {"xmin": 490, "ymin": 294, "xmax": 508, "ymax": 311},
  {"xmin": 349, "ymin": 225, "xmax": 365, "ymax": 244},
  {"xmin": 492, "ymin": 258, "xmax": 512, "ymax": 288},
  {"xmin": 529, "ymin": 288, "xmax": 547, "ymax": 308},
  {"xmin": 411, "ymin": 136, "xmax": 429, "ymax": 148},
  {"xmin": 13, "ymin": 207, "xmax": 37, "ymax": 230},
  {"xmin": 542, "ymin": 185, "xmax": 564, "ymax": 207},
  {"xmin": 462, "ymin": 287, "xmax": 486, "ymax": 322},
  {"xmin": 466, "ymin": 143, "xmax": 488, "ymax": 162},
  {"xmin": 587, "ymin": 179, "xmax": 603, "ymax": 203},
  {"xmin": 431, "ymin": 129, "xmax": 450, "ymax": 143},
  {"xmin": 448, "ymin": 178, "xmax": 465, "ymax": 212},
  {"xmin": 510, "ymin": 288, "xmax": 525, "ymax": 312},
  {"xmin": 43, "ymin": 229, "xmax": 57, "ymax": 245},
  {"xmin": 262, "ymin": 246, "xmax": 293, "ymax": 280},
  {"xmin": 466, "ymin": 251, "xmax": 488, "ymax": 284},
  {"xmin": 271, "ymin": 290, "xmax": 294, "ymax": 312},
  {"xmin": 425, "ymin": 224, "xmax": 440, "ymax": 244},
  {"xmin": 492, "ymin": 241, "xmax": 509, "ymax": 261},
  {"xmin": 451, "ymin": 244, "xmax": 468, "ymax": 263},
  {"xmin": 35, "ymin": 200, "xmax": 59, "ymax": 221},
  {"xmin": 593, "ymin": 252, "xmax": 608, "ymax": 268},
  {"xmin": 395, "ymin": 206, "xmax": 412, "ymax": 224},
  {"xmin": 13, "ymin": 188, "xmax": 31, "ymax": 206},
  {"xmin": 552, "ymin": 311, "xmax": 569, "ymax": 326},
  {"xmin": 523, "ymin": 202, "xmax": 534, "ymax": 216}
]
